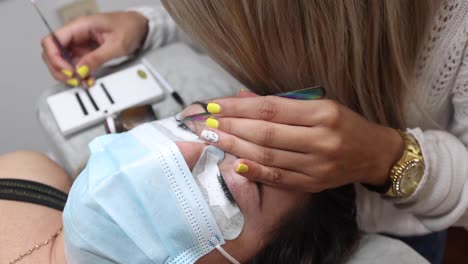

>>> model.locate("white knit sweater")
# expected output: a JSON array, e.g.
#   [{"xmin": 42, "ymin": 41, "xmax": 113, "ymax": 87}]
[{"xmin": 133, "ymin": 0, "xmax": 468, "ymax": 236}]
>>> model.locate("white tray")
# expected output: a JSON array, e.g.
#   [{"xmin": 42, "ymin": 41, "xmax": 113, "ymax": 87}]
[{"xmin": 47, "ymin": 64, "xmax": 164, "ymax": 136}]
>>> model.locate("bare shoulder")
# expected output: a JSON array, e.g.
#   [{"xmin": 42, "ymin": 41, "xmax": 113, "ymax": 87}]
[
  {"xmin": 0, "ymin": 151, "xmax": 71, "ymax": 192},
  {"xmin": 0, "ymin": 151, "xmax": 69, "ymax": 264}
]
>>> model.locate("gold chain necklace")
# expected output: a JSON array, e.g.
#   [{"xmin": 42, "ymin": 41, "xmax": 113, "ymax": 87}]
[{"xmin": 9, "ymin": 227, "xmax": 63, "ymax": 264}]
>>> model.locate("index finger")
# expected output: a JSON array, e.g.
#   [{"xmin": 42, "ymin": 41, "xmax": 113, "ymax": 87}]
[
  {"xmin": 41, "ymin": 34, "xmax": 72, "ymax": 72},
  {"xmin": 207, "ymin": 96, "xmax": 330, "ymax": 126},
  {"xmin": 41, "ymin": 18, "xmax": 94, "ymax": 71}
]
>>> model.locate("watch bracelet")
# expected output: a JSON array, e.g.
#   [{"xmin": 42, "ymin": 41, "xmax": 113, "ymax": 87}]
[
  {"xmin": 385, "ymin": 130, "xmax": 425, "ymax": 197},
  {"xmin": 397, "ymin": 130, "xmax": 422, "ymax": 156},
  {"xmin": 362, "ymin": 130, "xmax": 423, "ymax": 195}
]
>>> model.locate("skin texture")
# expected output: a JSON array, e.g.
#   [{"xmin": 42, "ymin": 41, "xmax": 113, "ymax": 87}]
[{"xmin": 41, "ymin": 11, "xmax": 148, "ymax": 84}]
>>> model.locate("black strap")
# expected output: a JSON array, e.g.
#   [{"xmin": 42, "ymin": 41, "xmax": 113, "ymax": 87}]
[
  {"xmin": 361, "ymin": 177, "xmax": 392, "ymax": 194},
  {"xmin": 0, "ymin": 179, "xmax": 68, "ymax": 211}
]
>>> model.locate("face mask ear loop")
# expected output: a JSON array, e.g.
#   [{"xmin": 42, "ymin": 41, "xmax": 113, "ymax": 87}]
[
  {"xmin": 209, "ymin": 236, "xmax": 240, "ymax": 264},
  {"xmin": 214, "ymin": 245, "xmax": 240, "ymax": 264},
  {"xmin": 105, "ymin": 116, "xmax": 116, "ymax": 134}
]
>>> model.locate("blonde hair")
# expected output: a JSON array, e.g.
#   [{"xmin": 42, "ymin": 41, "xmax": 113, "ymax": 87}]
[{"xmin": 162, "ymin": 0, "xmax": 439, "ymax": 128}]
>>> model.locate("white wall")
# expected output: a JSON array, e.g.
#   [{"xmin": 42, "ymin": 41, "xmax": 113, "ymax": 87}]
[{"xmin": 0, "ymin": 0, "xmax": 156, "ymax": 154}]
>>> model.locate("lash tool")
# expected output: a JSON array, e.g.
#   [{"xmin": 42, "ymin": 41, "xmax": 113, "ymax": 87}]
[
  {"xmin": 141, "ymin": 58, "xmax": 186, "ymax": 108},
  {"xmin": 30, "ymin": 0, "xmax": 92, "ymax": 98},
  {"xmin": 181, "ymin": 86, "xmax": 325, "ymax": 123}
]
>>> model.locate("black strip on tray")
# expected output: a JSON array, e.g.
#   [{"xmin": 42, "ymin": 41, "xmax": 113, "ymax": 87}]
[
  {"xmin": 85, "ymin": 89, "xmax": 99, "ymax": 111},
  {"xmin": 75, "ymin": 92, "xmax": 88, "ymax": 116},
  {"xmin": 100, "ymin": 83, "xmax": 115, "ymax": 104}
]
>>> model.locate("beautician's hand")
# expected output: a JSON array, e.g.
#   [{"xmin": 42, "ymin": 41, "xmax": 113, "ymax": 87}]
[
  {"xmin": 41, "ymin": 11, "xmax": 148, "ymax": 86},
  {"xmin": 199, "ymin": 96, "xmax": 405, "ymax": 192}
]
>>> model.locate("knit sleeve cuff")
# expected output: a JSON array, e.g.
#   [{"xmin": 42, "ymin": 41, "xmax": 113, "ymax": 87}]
[
  {"xmin": 393, "ymin": 128, "xmax": 468, "ymax": 226},
  {"xmin": 128, "ymin": 5, "xmax": 178, "ymax": 51}
]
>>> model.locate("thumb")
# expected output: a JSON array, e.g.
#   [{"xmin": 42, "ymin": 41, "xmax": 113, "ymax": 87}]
[{"xmin": 76, "ymin": 42, "xmax": 126, "ymax": 77}]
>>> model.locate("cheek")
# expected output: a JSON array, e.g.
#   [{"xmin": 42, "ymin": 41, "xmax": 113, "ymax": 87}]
[
  {"xmin": 233, "ymin": 209, "xmax": 276, "ymax": 256},
  {"xmin": 264, "ymin": 191, "xmax": 308, "ymax": 222}
]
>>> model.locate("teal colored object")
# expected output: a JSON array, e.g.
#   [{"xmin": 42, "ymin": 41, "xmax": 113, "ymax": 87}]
[
  {"xmin": 276, "ymin": 86, "xmax": 325, "ymax": 100},
  {"xmin": 181, "ymin": 86, "xmax": 326, "ymax": 124}
]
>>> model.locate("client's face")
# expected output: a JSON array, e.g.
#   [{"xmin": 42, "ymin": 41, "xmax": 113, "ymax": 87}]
[{"xmin": 173, "ymin": 104, "xmax": 308, "ymax": 263}]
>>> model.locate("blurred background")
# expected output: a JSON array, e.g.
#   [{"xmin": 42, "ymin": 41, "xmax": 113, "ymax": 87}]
[{"xmin": 0, "ymin": 0, "xmax": 153, "ymax": 154}]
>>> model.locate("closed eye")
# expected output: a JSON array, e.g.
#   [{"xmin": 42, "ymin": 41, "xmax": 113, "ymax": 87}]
[
  {"xmin": 218, "ymin": 173, "xmax": 237, "ymax": 206},
  {"xmin": 176, "ymin": 119, "xmax": 192, "ymax": 132}
]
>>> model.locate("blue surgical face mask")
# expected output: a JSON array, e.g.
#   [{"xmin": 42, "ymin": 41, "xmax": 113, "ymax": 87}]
[
  {"xmin": 148, "ymin": 116, "xmax": 244, "ymax": 239},
  {"xmin": 63, "ymin": 122, "xmax": 240, "ymax": 264}
]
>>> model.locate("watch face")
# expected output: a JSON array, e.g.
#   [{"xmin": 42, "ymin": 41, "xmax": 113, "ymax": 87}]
[{"xmin": 400, "ymin": 162, "xmax": 425, "ymax": 196}]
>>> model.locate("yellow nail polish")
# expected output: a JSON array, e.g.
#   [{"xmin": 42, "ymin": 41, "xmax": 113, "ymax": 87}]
[
  {"xmin": 207, "ymin": 103, "xmax": 221, "ymax": 114},
  {"xmin": 206, "ymin": 117, "xmax": 219, "ymax": 129},
  {"xmin": 87, "ymin": 78, "xmax": 95, "ymax": 87},
  {"xmin": 77, "ymin": 65, "xmax": 89, "ymax": 78},
  {"xmin": 240, "ymin": 88, "xmax": 247, "ymax": 92},
  {"xmin": 236, "ymin": 163, "xmax": 249, "ymax": 173},
  {"xmin": 66, "ymin": 78, "xmax": 79, "ymax": 87},
  {"xmin": 61, "ymin": 69, "xmax": 73, "ymax": 78}
]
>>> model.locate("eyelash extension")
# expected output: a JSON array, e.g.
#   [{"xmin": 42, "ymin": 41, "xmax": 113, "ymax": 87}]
[
  {"xmin": 177, "ymin": 120, "xmax": 192, "ymax": 132},
  {"xmin": 218, "ymin": 174, "xmax": 237, "ymax": 206},
  {"xmin": 174, "ymin": 115, "xmax": 193, "ymax": 133}
]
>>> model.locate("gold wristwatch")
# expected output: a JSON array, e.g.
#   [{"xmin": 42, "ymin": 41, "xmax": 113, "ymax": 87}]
[{"xmin": 385, "ymin": 130, "xmax": 425, "ymax": 198}]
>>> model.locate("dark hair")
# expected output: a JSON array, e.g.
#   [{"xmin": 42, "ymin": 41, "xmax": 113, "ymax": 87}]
[{"xmin": 252, "ymin": 184, "xmax": 360, "ymax": 264}]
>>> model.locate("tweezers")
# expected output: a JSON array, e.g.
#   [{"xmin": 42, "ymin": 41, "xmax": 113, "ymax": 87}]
[{"xmin": 181, "ymin": 86, "xmax": 325, "ymax": 123}]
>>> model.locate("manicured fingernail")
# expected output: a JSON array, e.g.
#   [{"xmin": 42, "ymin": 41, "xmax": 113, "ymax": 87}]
[
  {"xmin": 66, "ymin": 78, "xmax": 79, "ymax": 87},
  {"xmin": 206, "ymin": 117, "xmax": 219, "ymax": 129},
  {"xmin": 207, "ymin": 103, "xmax": 221, "ymax": 114},
  {"xmin": 77, "ymin": 65, "xmax": 89, "ymax": 78},
  {"xmin": 61, "ymin": 69, "xmax": 73, "ymax": 78},
  {"xmin": 240, "ymin": 88, "xmax": 248, "ymax": 92},
  {"xmin": 236, "ymin": 163, "xmax": 249, "ymax": 173},
  {"xmin": 201, "ymin": 129, "xmax": 219, "ymax": 143},
  {"xmin": 87, "ymin": 78, "xmax": 95, "ymax": 87}
]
